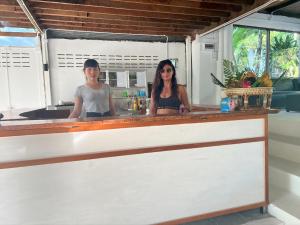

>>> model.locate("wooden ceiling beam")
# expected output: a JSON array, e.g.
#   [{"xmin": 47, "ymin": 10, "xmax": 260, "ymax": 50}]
[
  {"xmin": 0, "ymin": 31, "xmax": 37, "ymax": 37},
  {"xmin": 0, "ymin": 4, "xmax": 23, "ymax": 13},
  {"xmin": 0, "ymin": 21, "xmax": 33, "ymax": 28},
  {"xmin": 42, "ymin": 20, "xmax": 195, "ymax": 34},
  {"xmin": 16, "ymin": 0, "xmax": 43, "ymax": 33},
  {"xmin": 34, "ymin": 8, "xmax": 220, "ymax": 23},
  {"xmin": 32, "ymin": 8, "xmax": 220, "ymax": 24},
  {"xmin": 37, "ymin": 15, "xmax": 205, "ymax": 30},
  {"xmin": 0, "ymin": 11, "xmax": 28, "ymax": 18},
  {"xmin": 0, "ymin": 1, "xmax": 39, "ymax": 30},
  {"xmin": 0, "ymin": 0, "xmax": 265, "ymax": 38},
  {"xmin": 30, "ymin": 0, "xmax": 243, "ymax": 12},
  {"xmin": 26, "ymin": 0, "xmax": 253, "ymax": 6},
  {"xmin": 107, "ymin": 0, "xmax": 244, "ymax": 11},
  {"xmin": 44, "ymin": 23, "xmax": 189, "ymax": 37},
  {"xmin": 189, "ymin": 0, "xmax": 254, "ymax": 5},
  {"xmin": 0, "ymin": 16, "xmax": 32, "ymax": 23},
  {"xmin": 0, "ymin": 0, "xmax": 19, "ymax": 5},
  {"xmin": 35, "ymin": 12, "xmax": 212, "ymax": 27},
  {"xmin": 28, "ymin": 0, "xmax": 229, "ymax": 18},
  {"xmin": 193, "ymin": 0, "xmax": 277, "ymax": 36},
  {"xmin": 0, "ymin": 0, "xmax": 13, "ymax": 4}
]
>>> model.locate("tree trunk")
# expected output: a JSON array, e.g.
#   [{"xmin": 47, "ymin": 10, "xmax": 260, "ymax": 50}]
[{"xmin": 255, "ymin": 30, "xmax": 263, "ymax": 74}]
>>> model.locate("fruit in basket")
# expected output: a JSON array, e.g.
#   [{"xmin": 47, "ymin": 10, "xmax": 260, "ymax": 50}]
[
  {"xmin": 222, "ymin": 59, "xmax": 273, "ymax": 89},
  {"xmin": 262, "ymin": 79, "xmax": 273, "ymax": 87},
  {"xmin": 242, "ymin": 71, "xmax": 256, "ymax": 79},
  {"xmin": 242, "ymin": 80, "xmax": 251, "ymax": 88},
  {"xmin": 252, "ymin": 72, "xmax": 273, "ymax": 87},
  {"xmin": 241, "ymin": 71, "xmax": 257, "ymax": 86},
  {"xmin": 260, "ymin": 72, "xmax": 273, "ymax": 87},
  {"xmin": 228, "ymin": 80, "xmax": 242, "ymax": 88},
  {"xmin": 260, "ymin": 72, "xmax": 270, "ymax": 82}
]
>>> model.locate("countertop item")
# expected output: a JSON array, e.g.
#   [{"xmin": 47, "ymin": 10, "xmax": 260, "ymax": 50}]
[{"xmin": 19, "ymin": 108, "xmax": 70, "ymax": 120}]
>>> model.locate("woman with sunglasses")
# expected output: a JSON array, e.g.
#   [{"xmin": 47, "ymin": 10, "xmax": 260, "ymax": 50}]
[
  {"xmin": 150, "ymin": 59, "xmax": 190, "ymax": 115},
  {"xmin": 69, "ymin": 59, "xmax": 115, "ymax": 118}
]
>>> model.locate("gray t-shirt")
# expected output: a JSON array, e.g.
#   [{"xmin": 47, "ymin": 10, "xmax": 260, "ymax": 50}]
[{"xmin": 75, "ymin": 84, "xmax": 111, "ymax": 114}]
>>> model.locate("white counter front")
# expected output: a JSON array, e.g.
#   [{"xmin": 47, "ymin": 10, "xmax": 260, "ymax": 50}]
[{"xmin": 0, "ymin": 111, "xmax": 269, "ymax": 224}]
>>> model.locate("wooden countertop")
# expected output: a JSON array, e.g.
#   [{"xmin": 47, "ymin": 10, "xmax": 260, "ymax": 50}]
[{"xmin": 0, "ymin": 108, "xmax": 277, "ymax": 137}]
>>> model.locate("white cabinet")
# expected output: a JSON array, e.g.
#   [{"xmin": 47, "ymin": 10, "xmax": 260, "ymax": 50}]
[
  {"xmin": 116, "ymin": 72, "xmax": 127, "ymax": 88},
  {"xmin": 100, "ymin": 70, "xmax": 146, "ymax": 89},
  {"xmin": 128, "ymin": 71, "xmax": 147, "ymax": 88},
  {"xmin": 136, "ymin": 72, "xmax": 147, "ymax": 87},
  {"xmin": 99, "ymin": 70, "xmax": 147, "ymax": 115}
]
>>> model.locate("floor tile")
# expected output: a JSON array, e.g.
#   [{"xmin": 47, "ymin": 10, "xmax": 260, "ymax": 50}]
[
  {"xmin": 239, "ymin": 208, "xmax": 270, "ymax": 221},
  {"xmin": 184, "ymin": 209, "xmax": 282, "ymax": 225},
  {"xmin": 213, "ymin": 213, "xmax": 246, "ymax": 225},
  {"xmin": 242, "ymin": 217, "xmax": 284, "ymax": 225},
  {"xmin": 183, "ymin": 218, "xmax": 217, "ymax": 225}
]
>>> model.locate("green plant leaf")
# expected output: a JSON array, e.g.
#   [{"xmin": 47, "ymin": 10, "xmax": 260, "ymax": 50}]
[{"xmin": 223, "ymin": 59, "xmax": 238, "ymax": 87}]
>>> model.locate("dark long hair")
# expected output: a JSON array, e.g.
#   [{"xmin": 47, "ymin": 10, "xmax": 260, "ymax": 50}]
[{"xmin": 152, "ymin": 59, "xmax": 177, "ymax": 107}]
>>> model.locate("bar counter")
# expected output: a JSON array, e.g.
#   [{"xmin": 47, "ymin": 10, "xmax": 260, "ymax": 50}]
[
  {"xmin": 0, "ymin": 108, "xmax": 267, "ymax": 137},
  {"xmin": 0, "ymin": 109, "xmax": 271, "ymax": 224}
]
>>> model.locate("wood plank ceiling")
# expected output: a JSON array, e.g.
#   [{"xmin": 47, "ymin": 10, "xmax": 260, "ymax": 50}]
[{"xmin": 0, "ymin": 0, "xmax": 282, "ymax": 39}]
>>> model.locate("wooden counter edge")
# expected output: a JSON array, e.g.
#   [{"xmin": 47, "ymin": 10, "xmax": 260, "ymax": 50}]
[
  {"xmin": 0, "ymin": 110, "xmax": 274, "ymax": 137},
  {"xmin": 0, "ymin": 136, "xmax": 265, "ymax": 169}
]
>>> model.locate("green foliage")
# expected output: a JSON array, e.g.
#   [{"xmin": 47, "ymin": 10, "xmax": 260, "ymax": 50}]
[
  {"xmin": 233, "ymin": 26, "xmax": 299, "ymax": 79},
  {"xmin": 272, "ymin": 35, "xmax": 297, "ymax": 51},
  {"xmin": 232, "ymin": 26, "xmax": 267, "ymax": 75},
  {"xmin": 223, "ymin": 59, "xmax": 255, "ymax": 87},
  {"xmin": 270, "ymin": 32, "xmax": 299, "ymax": 78},
  {"xmin": 223, "ymin": 59, "xmax": 237, "ymax": 87}
]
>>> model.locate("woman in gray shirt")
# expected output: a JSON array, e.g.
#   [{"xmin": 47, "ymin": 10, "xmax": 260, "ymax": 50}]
[{"xmin": 69, "ymin": 59, "xmax": 116, "ymax": 118}]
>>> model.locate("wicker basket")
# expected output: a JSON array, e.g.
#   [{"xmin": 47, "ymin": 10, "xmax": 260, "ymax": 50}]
[{"xmin": 223, "ymin": 87, "xmax": 273, "ymax": 110}]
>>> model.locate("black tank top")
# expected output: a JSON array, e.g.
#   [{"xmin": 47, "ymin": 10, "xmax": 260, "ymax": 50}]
[{"xmin": 157, "ymin": 95, "xmax": 181, "ymax": 110}]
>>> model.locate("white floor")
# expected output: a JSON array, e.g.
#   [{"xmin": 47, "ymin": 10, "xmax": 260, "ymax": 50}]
[{"xmin": 268, "ymin": 111, "xmax": 300, "ymax": 225}]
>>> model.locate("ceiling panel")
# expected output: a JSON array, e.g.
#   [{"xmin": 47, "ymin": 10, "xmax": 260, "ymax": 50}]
[{"xmin": 0, "ymin": 0, "xmax": 286, "ymax": 40}]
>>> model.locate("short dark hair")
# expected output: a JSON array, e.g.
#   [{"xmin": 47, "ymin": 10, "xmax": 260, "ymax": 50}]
[{"xmin": 83, "ymin": 59, "xmax": 99, "ymax": 69}]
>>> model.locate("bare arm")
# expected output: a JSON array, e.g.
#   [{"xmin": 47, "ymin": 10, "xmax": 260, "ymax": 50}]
[
  {"xmin": 149, "ymin": 91, "xmax": 157, "ymax": 115},
  {"xmin": 68, "ymin": 97, "xmax": 83, "ymax": 118},
  {"xmin": 109, "ymin": 94, "xmax": 116, "ymax": 116},
  {"xmin": 179, "ymin": 86, "xmax": 191, "ymax": 113}
]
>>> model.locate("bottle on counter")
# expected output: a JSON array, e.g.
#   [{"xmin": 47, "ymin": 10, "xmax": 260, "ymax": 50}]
[
  {"xmin": 140, "ymin": 98, "xmax": 146, "ymax": 115},
  {"xmin": 137, "ymin": 96, "xmax": 141, "ymax": 111},
  {"xmin": 133, "ymin": 96, "xmax": 138, "ymax": 112},
  {"xmin": 127, "ymin": 98, "xmax": 132, "ymax": 111}
]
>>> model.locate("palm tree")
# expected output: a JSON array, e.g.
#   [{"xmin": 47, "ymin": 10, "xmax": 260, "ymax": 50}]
[
  {"xmin": 233, "ymin": 26, "xmax": 266, "ymax": 76},
  {"xmin": 270, "ymin": 33, "xmax": 299, "ymax": 78}
]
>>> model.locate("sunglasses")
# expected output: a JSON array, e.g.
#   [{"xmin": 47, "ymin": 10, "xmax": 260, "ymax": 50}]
[{"xmin": 160, "ymin": 68, "xmax": 173, "ymax": 73}]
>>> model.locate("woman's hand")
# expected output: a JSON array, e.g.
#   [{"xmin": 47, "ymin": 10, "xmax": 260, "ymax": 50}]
[
  {"xmin": 68, "ymin": 97, "xmax": 82, "ymax": 118},
  {"xmin": 149, "ymin": 91, "xmax": 157, "ymax": 115},
  {"xmin": 179, "ymin": 104, "xmax": 189, "ymax": 114},
  {"xmin": 178, "ymin": 86, "xmax": 190, "ymax": 113}
]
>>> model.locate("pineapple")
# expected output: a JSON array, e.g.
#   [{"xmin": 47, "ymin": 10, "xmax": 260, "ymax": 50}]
[{"xmin": 252, "ymin": 72, "xmax": 272, "ymax": 87}]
